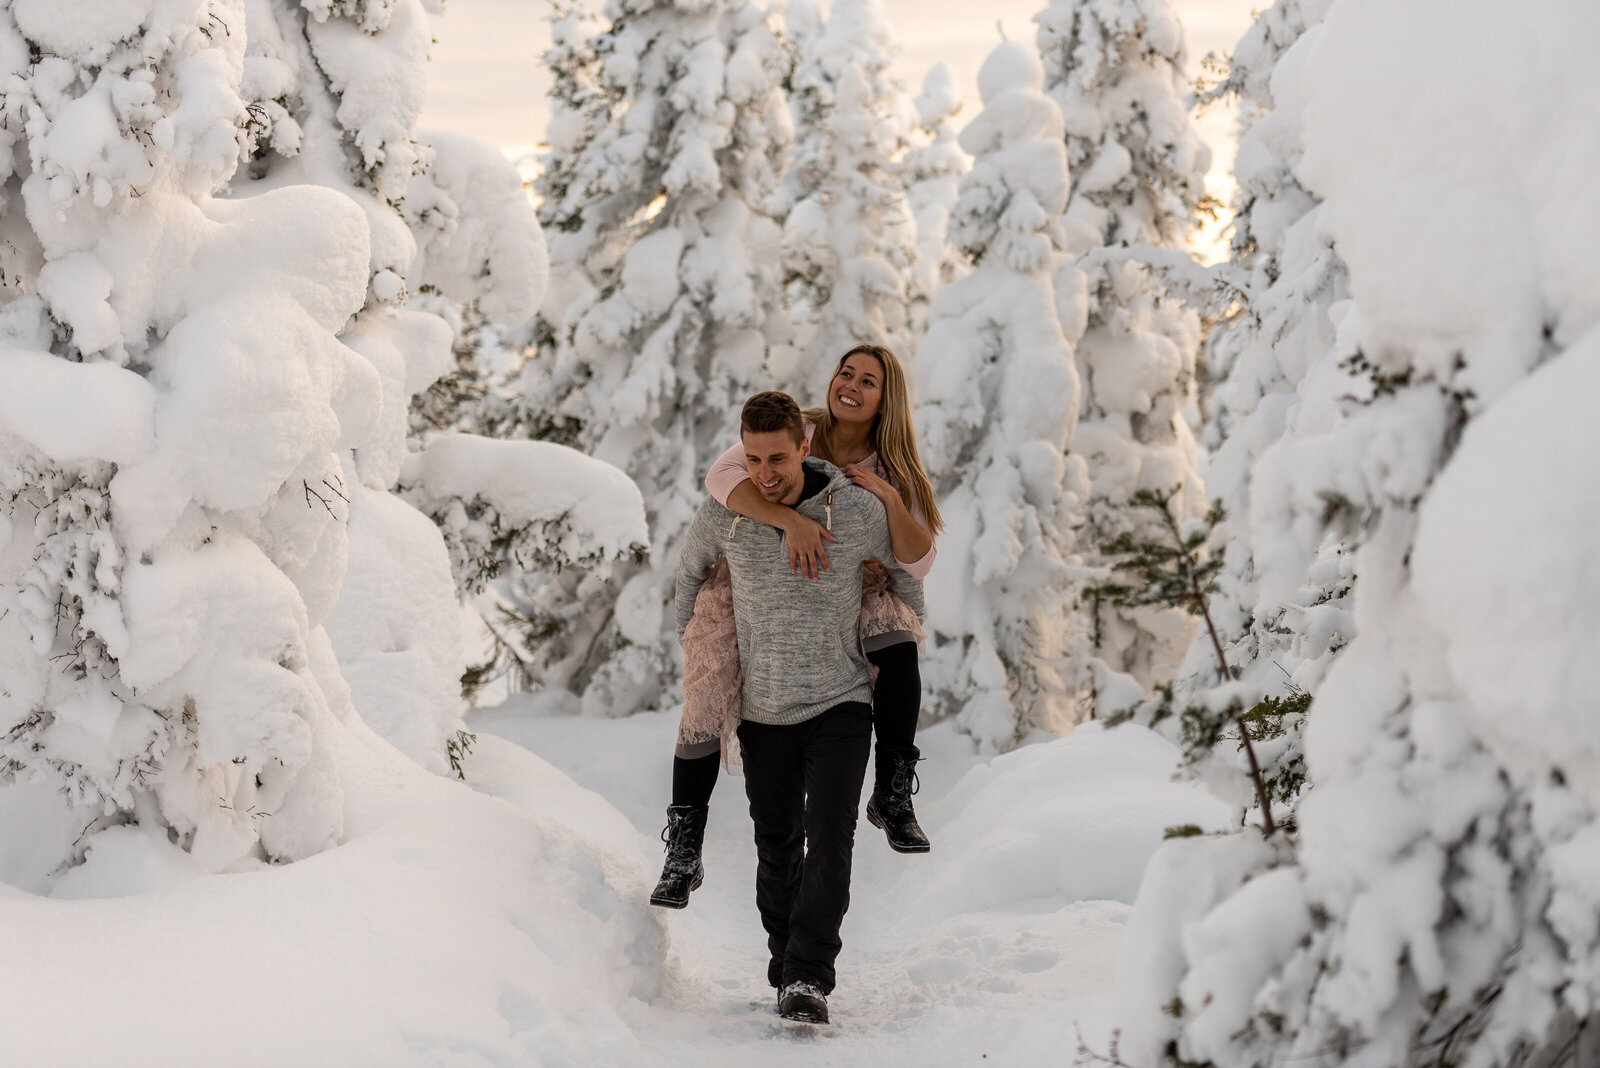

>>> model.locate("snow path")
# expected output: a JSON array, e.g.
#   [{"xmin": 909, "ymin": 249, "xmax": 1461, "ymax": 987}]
[{"xmin": 468, "ymin": 703, "xmax": 1231, "ymax": 1064}]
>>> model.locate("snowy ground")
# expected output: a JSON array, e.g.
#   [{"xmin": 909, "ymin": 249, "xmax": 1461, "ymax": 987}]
[{"xmin": 0, "ymin": 703, "xmax": 1229, "ymax": 1066}]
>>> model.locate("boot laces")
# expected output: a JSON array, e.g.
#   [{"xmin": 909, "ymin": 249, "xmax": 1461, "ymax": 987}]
[
  {"xmin": 890, "ymin": 754, "xmax": 922, "ymax": 798},
  {"xmin": 660, "ymin": 811, "xmax": 690, "ymax": 852}
]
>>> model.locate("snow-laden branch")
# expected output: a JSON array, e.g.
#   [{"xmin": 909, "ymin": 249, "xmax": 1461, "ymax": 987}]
[{"xmin": 403, "ymin": 433, "xmax": 649, "ymax": 594}]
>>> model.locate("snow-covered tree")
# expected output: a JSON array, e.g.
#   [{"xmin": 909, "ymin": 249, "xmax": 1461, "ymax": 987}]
[
  {"xmin": 0, "ymin": 0, "xmax": 382, "ymax": 869},
  {"xmin": 903, "ymin": 62, "xmax": 971, "ymax": 342},
  {"xmin": 236, "ymin": 0, "xmax": 461, "ymax": 770},
  {"xmin": 1164, "ymin": 0, "xmax": 1348, "ymax": 800},
  {"xmin": 767, "ymin": 0, "xmax": 917, "ymax": 401},
  {"xmin": 1034, "ymin": 0, "xmax": 1213, "ymax": 695},
  {"xmin": 1037, "ymin": 0, "xmax": 1211, "ymax": 250},
  {"xmin": 510, "ymin": 0, "xmax": 792, "ymax": 716},
  {"xmin": 913, "ymin": 41, "xmax": 1086, "ymax": 752},
  {"xmin": 1084, "ymin": 0, "xmax": 1343, "ymax": 814},
  {"xmin": 237, "ymin": 0, "xmax": 557, "ymax": 768},
  {"xmin": 1113, "ymin": 1, "xmax": 1600, "ymax": 1064}
]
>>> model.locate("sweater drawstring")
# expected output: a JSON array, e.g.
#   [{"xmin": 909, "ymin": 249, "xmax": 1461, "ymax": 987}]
[
  {"xmin": 729, "ymin": 516, "xmax": 742, "ymax": 537},
  {"xmin": 825, "ymin": 490, "xmax": 833, "ymax": 531}
]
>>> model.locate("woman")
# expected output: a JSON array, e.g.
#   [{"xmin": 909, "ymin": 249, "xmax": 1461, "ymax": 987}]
[{"xmin": 651, "ymin": 344, "xmax": 944, "ymax": 909}]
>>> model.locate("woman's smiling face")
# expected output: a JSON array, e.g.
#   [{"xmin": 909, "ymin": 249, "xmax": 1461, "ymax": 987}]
[{"xmin": 828, "ymin": 352, "xmax": 885, "ymax": 426}]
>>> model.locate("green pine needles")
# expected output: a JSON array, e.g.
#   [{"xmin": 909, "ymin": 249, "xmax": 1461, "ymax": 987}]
[
  {"xmin": 446, "ymin": 729, "xmax": 477, "ymax": 782},
  {"xmin": 1086, "ymin": 486, "xmax": 1298, "ymax": 837}
]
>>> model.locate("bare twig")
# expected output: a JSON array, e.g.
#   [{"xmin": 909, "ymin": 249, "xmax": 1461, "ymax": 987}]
[{"xmin": 303, "ymin": 479, "xmax": 337, "ymax": 517}]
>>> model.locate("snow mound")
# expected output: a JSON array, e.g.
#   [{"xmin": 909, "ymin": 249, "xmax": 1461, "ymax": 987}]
[
  {"xmin": 0, "ymin": 720, "xmax": 666, "ymax": 1065},
  {"xmin": 896, "ymin": 722, "xmax": 1233, "ymax": 918}
]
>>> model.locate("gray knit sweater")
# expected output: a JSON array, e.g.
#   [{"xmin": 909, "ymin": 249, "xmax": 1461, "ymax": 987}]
[{"xmin": 674, "ymin": 459, "xmax": 926, "ymax": 726}]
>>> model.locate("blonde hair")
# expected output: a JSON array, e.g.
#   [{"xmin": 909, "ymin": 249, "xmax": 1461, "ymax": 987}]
[{"xmin": 804, "ymin": 344, "xmax": 945, "ymax": 537}]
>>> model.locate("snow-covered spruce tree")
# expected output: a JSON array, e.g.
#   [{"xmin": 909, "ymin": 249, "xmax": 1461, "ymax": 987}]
[
  {"xmin": 1036, "ymin": 0, "xmax": 1212, "ymax": 250},
  {"xmin": 1113, "ymin": 1, "xmax": 1600, "ymax": 1064},
  {"xmin": 1105, "ymin": 2, "xmax": 1346, "ymax": 1054},
  {"xmin": 235, "ymin": 0, "xmax": 475, "ymax": 769},
  {"xmin": 509, "ymin": 0, "xmax": 792, "ymax": 716},
  {"xmin": 1033, "ymin": 0, "xmax": 1212, "ymax": 698},
  {"xmin": 913, "ymin": 41, "xmax": 1085, "ymax": 752},
  {"xmin": 0, "ymin": 0, "xmax": 381, "ymax": 870},
  {"xmin": 767, "ymin": 0, "xmax": 917, "ymax": 401},
  {"xmin": 1172, "ymin": 0, "xmax": 1347, "ymax": 810},
  {"xmin": 903, "ymin": 62, "xmax": 970, "ymax": 343},
  {"xmin": 1092, "ymin": 0, "xmax": 1344, "ymax": 830}
]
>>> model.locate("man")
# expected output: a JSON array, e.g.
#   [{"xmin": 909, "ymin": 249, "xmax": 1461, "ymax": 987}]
[{"xmin": 674, "ymin": 391, "xmax": 925, "ymax": 1025}]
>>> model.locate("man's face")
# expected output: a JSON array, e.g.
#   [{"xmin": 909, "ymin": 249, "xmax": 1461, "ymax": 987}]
[{"xmin": 743, "ymin": 428, "xmax": 809, "ymax": 506}]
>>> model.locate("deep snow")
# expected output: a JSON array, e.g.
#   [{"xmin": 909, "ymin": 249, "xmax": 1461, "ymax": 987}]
[{"xmin": 0, "ymin": 706, "xmax": 1227, "ymax": 1065}]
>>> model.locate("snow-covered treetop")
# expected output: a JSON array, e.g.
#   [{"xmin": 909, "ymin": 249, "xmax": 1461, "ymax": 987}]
[
  {"xmin": 914, "ymin": 60, "xmax": 961, "ymax": 127},
  {"xmin": 948, "ymin": 41, "xmax": 1066, "ymax": 273},
  {"xmin": 976, "ymin": 40, "xmax": 1044, "ymax": 101},
  {"xmin": 1036, "ymin": 0, "xmax": 1212, "ymax": 254}
]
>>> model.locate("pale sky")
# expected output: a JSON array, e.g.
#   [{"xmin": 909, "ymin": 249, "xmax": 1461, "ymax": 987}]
[{"xmin": 419, "ymin": 0, "xmax": 1258, "ymax": 259}]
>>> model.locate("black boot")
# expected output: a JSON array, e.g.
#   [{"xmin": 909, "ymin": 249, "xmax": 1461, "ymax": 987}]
[
  {"xmin": 777, "ymin": 979, "xmax": 829, "ymax": 1024},
  {"xmin": 649, "ymin": 804, "xmax": 708, "ymax": 908},
  {"xmin": 865, "ymin": 745, "xmax": 930, "ymax": 853}
]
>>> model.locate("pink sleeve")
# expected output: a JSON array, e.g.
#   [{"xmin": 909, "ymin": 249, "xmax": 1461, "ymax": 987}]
[
  {"xmin": 704, "ymin": 419, "xmax": 817, "ymax": 505},
  {"xmin": 704, "ymin": 439, "xmax": 747, "ymax": 506},
  {"xmin": 895, "ymin": 494, "xmax": 938, "ymax": 580},
  {"xmin": 880, "ymin": 459, "xmax": 936, "ymax": 579}
]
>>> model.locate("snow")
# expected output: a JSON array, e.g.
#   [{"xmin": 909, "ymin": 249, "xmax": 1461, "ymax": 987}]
[
  {"xmin": 0, "ymin": 698, "xmax": 1222, "ymax": 1063},
  {"xmin": 0, "ymin": 719, "xmax": 665, "ymax": 1066},
  {"xmin": 11, "ymin": 0, "xmax": 155, "ymax": 66},
  {"xmin": 895, "ymin": 723, "xmax": 1232, "ymax": 916},
  {"xmin": 409, "ymin": 432, "xmax": 649, "ymax": 565},
  {"xmin": 0, "ymin": 338, "xmax": 155, "ymax": 463},
  {"xmin": 1412, "ymin": 324, "xmax": 1600, "ymax": 793},
  {"xmin": 407, "ymin": 128, "xmax": 549, "ymax": 327},
  {"xmin": 2, "ymin": 0, "xmax": 1591, "ymax": 1061},
  {"xmin": 471, "ymin": 708, "xmax": 1225, "ymax": 1062},
  {"xmin": 323, "ymin": 485, "xmax": 465, "ymax": 774},
  {"xmin": 303, "ymin": 0, "xmax": 433, "ymax": 194}
]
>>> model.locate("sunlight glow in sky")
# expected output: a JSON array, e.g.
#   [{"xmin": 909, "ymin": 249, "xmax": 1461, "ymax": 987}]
[{"xmin": 420, "ymin": 0, "xmax": 1258, "ymax": 260}]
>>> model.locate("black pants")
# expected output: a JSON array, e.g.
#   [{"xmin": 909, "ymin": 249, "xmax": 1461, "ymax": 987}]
[
  {"xmin": 867, "ymin": 641, "xmax": 920, "ymax": 758},
  {"xmin": 737, "ymin": 701, "xmax": 872, "ymax": 994}
]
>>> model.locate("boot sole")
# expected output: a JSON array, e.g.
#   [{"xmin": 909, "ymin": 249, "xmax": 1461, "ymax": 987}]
[
  {"xmin": 865, "ymin": 808, "xmax": 931, "ymax": 854},
  {"xmin": 649, "ymin": 873, "xmax": 704, "ymax": 909}
]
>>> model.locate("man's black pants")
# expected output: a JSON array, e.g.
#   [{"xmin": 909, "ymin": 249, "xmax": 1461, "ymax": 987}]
[{"xmin": 737, "ymin": 701, "xmax": 872, "ymax": 995}]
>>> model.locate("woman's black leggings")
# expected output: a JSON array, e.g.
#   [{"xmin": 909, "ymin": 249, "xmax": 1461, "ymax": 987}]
[{"xmin": 670, "ymin": 639, "xmax": 921, "ymax": 808}]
